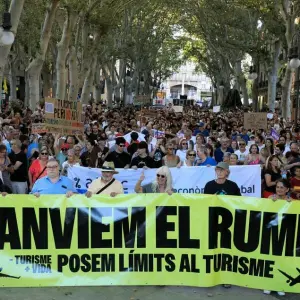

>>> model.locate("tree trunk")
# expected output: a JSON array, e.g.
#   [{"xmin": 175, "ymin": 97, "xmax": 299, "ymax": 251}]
[
  {"xmin": 56, "ymin": 9, "xmax": 77, "ymax": 99},
  {"xmin": 24, "ymin": 71, "xmax": 29, "ymax": 107},
  {"xmin": 9, "ymin": 62, "xmax": 17, "ymax": 100},
  {"xmin": 236, "ymin": 60, "xmax": 249, "ymax": 106},
  {"xmin": 268, "ymin": 41, "xmax": 281, "ymax": 112},
  {"xmin": 281, "ymin": 66, "xmax": 292, "ymax": 119},
  {"xmin": 0, "ymin": 0, "xmax": 25, "ymax": 83},
  {"xmin": 94, "ymin": 68, "xmax": 101, "ymax": 102},
  {"xmin": 26, "ymin": 0, "xmax": 60, "ymax": 107},
  {"xmin": 42, "ymin": 65, "xmax": 51, "ymax": 98},
  {"xmin": 81, "ymin": 58, "xmax": 97, "ymax": 104},
  {"xmin": 68, "ymin": 46, "xmax": 78, "ymax": 101}
]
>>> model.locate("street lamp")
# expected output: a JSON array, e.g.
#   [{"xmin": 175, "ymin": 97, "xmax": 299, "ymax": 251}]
[
  {"xmin": 248, "ymin": 66, "xmax": 258, "ymax": 80},
  {"xmin": 0, "ymin": 0, "xmax": 14, "ymax": 46}
]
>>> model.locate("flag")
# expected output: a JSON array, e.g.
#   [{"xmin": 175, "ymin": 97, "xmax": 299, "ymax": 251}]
[{"xmin": 271, "ymin": 128, "xmax": 280, "ymax": 141}]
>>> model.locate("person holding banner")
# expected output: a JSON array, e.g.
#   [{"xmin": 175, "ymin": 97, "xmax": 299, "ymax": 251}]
[
  {"xmin": 267, "ymin": 179, "xmax": 291, "ymax": 203},
  {"xmin": 204, "ymin": 162, "xmax": 241, "ymax": 196},
  {"xmin": 86, "ymin": 162, "xmax": 123, "ymax": 197},
  {"xmin": 31, "ymin": 158, "xmax": 76, "ymax": 197},
  {"xmin": 134, "ymin": 166, "xmax": 173, "ymax": 194}
]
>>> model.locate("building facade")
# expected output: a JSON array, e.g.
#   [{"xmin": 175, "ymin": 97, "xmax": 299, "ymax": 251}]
[{"xmin": 163, "ymin": 62, "xmax": 212, "ymax": 102}]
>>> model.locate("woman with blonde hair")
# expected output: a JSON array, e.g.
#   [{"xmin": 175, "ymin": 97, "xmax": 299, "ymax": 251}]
[
  {"xmin": 61, "ymin": 149, "xmax": 80, "ymax": 176},
  {"xmin": 181, "ymin": 149, "xmax": 197, "ymax": 166},
  {"xmin": 162, "ymin": 143, "xmax": 181, "ymax": 168},
  {"xmin": 135, "ymin": 166, "xmax": 173, "ymax": 194}
]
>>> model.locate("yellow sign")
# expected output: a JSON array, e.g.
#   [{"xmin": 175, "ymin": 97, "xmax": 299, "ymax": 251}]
[
  {"xmin": 44, "ymin": 98, "xmax": 83, "ymax": 135},
  {"xmin": 0, "ymin": 194, "xmax": 299, "ymax": 292}
]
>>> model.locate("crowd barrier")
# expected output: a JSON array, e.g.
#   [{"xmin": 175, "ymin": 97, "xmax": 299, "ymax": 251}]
[
  {"xmin": 68, "ymin": 165, "xmax": 261, "ymax": 197},
  {"xmin": 0, "ymin": 194, "xmax": 298, "ymax": 292}
]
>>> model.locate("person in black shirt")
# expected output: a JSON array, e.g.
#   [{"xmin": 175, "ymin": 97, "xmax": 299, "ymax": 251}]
[
  {"xmin": 204, "ymin": 162, "xmax": 241, "ymax": 196},
  {"xmin": 105, "ymin": 137, "xmax": 130, "ymax": 168},
  {"xmin": 130, "ymin": 141, "xmax": 154, "ymax": 169},
  {"xmin": 8, "ymin": 139, "xmax": 28, "ymax": 194}
]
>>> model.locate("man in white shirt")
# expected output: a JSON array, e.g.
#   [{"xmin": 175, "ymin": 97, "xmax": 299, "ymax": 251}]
[{"xmin": 235, "ymin": 140, "xmax": 249, "ymax": 164}]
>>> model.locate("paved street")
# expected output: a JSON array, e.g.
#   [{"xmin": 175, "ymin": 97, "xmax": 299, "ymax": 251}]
[{"xmin": 0, "ymin": 286, "xmax": 298, "ymax": 300}]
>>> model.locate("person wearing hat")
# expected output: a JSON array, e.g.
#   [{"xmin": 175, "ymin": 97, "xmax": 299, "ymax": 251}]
[
  {"xmin": 85, "ymin": 161, "xmax": 123, "ymax": 197},
  {"xmin": 204, "ymin": 162, "xmax": 241, "ymax": 196}
]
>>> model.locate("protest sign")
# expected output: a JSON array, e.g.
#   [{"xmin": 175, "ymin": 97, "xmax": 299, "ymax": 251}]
[
  {"xmin": 68, "ymin": 165, "xmax": 261, "ymax": 197},
  {"xmin": 0, "ymin": 194, "xmax": 299, "ymax": 293},
  {"xmin": 44, "ymin": 98, "xmax": 84, "ymax": 135},
  {"xmin": 31, "ymin": 123, "xmax": 48, "ymax": 134},
  {"xmin": 244, "ymin": 113, "xmax": 267, "ymax": 130},
  {"xmin": 213, "ymin": 105, "xmax": 221, "ymax": 113},
  {"xmin": 173, "ymin": 106, "xmax": 183, "ymax": 113}
]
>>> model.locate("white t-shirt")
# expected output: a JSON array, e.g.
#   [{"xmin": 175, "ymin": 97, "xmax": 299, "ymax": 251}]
[
  {"xmin": 176, "ymin": 149, "xmax": 187, "ymax": 162},
  {"xmin": 235, "ymin": 149, "xmax": 249, "ymax": 162}
]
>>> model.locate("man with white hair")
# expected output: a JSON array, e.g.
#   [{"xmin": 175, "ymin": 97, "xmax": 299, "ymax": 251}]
[{"xmin": 86, "ymin": 161, "xmax": 123, "ymax": 197}]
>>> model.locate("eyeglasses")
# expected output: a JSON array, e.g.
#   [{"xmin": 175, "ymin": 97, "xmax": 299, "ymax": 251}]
[
  {"xmin": 61, "ymin": 148, "xmax": 68, "ymax": 151},
  {"xmin": 118, "ymin": 144, "xmax": 125, "ymax": 147},
  {"xmin": 47, "ymin": 165, "xmax": 58, "ymax": 169},
  {"xmin": 189, "ymin": 154, "xmax": 196, "ymax": 157},
  {"xmin": 182, "ymin": 143, "xmax": 187, "ymax": 145},
  {"xmin": 157, "ymin": 174, "xmax": 165, "ymax": 178},
  {"xmin": 41, "ymin": 152, "xmax": 48, "ymax": 155}
]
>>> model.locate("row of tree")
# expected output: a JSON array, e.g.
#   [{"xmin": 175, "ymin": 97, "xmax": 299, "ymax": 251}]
[{"xmin": 1, "ymin": 0, "xmax": 300, "ymax": 118}]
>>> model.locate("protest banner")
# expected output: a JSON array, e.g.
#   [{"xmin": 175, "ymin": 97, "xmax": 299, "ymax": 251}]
[
  {"xmin": 244, "ymin": 113, "xmax": 268, "ymax": 130},
  {"xmin": 0, "ymin": 194, "xmax": 299, "ymax": 292},
  {"xmin": 68, "ymin": 165, "xmax": 261, "ymax": 197},
  {"xmin": 173, "ymin": 106, "xmax": 183, "ymax": 113},
  {"xmin": 44, "ymin": 98, "xmax": 84, "ymax": 135},
  {"xmin": 31, "ymin": 123, "xmax": 48, "ymax": 134}
]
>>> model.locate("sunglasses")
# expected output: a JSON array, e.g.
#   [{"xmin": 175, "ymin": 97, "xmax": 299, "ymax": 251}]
[
  {"xmin": 118, "ymin": 144, "xmax": 125, "ymax": 147},
  {"xmin": 41, "ymin": 152, "xmax": 48, "ymax": 155},
  {"xmin": 182, "ymin": 143, "xmax": 187, "ymax": 145},
  {"xmin": 239, "ymin": 143, "xmax": 246, "ymax": 146},
  {"xmin": 189, "ymin": 154, "xmax": 196, "ymax": 157},
  {"xmin": 62, "ymin": 148, "xmax": 68, "ymax": 151},
  {"xmin": 157, "ymin": 174, "xmax": 165, "ymax": 178}
]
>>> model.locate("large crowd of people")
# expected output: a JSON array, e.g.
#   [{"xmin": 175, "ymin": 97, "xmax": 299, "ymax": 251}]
[
  {"xmin": 0, "ymin": 102, "xmax": 297, "ymax": 295},
  {"xmin": 0, "ymin": 103, "xmax": 298, "ymax": 203}
]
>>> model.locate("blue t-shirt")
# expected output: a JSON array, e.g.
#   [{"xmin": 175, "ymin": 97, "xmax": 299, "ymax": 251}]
[
  {"xmin": 31, "ymin": 176, "xmax": 77, "ymax": 194},
  {"xmin": 197, "ymin": 157, "xmax": 217, "ymax": 166},
  {"xmin": 214, "ymin": 147, "xmax": 234, "ymax": 163}
]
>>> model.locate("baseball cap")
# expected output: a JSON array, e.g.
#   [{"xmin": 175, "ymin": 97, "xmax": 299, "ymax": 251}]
[{"xmin": 216, "ymin": 162, "xmax": 229, "ymax": 170}]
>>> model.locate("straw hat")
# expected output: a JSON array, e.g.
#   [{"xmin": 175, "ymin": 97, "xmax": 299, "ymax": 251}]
[{"xmin": 101, "ymin": 161, "xmax": 119, "ymax": 174}]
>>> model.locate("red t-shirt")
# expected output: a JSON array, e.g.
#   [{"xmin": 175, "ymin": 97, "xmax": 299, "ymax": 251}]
[
  {"xmin": 290, "ymin": 177, "xmax": 300, "ymax": 199},
  {"xmin": 29, "ymin": 159, "xmax": 47, "ymax": 184}
]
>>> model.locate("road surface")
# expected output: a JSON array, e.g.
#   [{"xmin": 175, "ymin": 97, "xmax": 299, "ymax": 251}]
[{"xmin": 0, "ymin": 286, "xmax": 298, "ymax": 300}]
